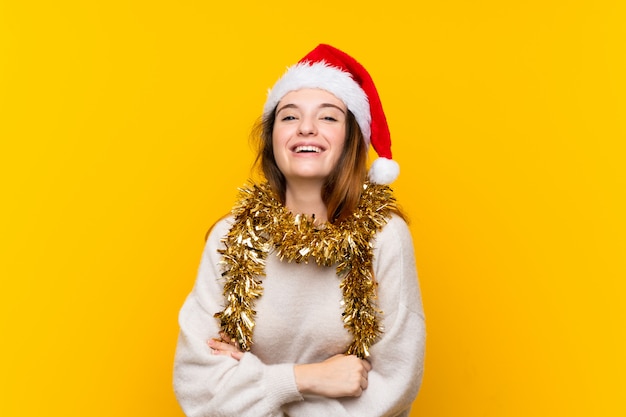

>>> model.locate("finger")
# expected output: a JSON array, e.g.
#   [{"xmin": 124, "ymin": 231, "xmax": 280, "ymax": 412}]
[
  {"xmin": 230, "ymin": 351, "xmax": 244, "ymax": 361},
  {"xmin": 210, "ymin": 345, "xmax": 239, "ymax": 358},
  {"xmin": 362, "ymin": 359, "xmax": 372, "ymax": 372},
  {"xmin": 208, "ymin": 338, "xmax": 239, "ymax": 353},
  {"xmin": 219, "ymin": 332, "xmax": 239, "ymax": 348},
  {"xmin": 212, "ymin": 348, "xmax": 234, "ymax": 357}
]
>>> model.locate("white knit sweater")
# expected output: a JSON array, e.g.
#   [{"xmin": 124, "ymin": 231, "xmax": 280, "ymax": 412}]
[{"xmin": 174, "ymin": 214, "xmax": 425, "ymax": 417}]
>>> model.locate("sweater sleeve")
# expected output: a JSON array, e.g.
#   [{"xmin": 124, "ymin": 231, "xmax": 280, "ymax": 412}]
[
  {"xmin": 173, "ymin": 217, "xmax": 303, "ymax": 417},
  {"xmin": 284, "ymin": 214, "xmax": 426, "ymax": 417}
]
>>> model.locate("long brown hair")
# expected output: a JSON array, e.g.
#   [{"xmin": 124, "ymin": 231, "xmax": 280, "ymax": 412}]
[{"xmin": 252, "ymin": 106, "xmax": 404, "ymax": 223}]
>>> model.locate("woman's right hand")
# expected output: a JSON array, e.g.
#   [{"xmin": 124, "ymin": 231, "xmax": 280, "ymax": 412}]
[{"xmin": 294, "ymin": 354, "xmax": 372, "ymax": 398}]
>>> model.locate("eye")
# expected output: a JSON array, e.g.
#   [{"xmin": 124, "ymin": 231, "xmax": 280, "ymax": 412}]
[
  {"xmin": 322, "ymin": 116, "xmax": 338, "ymax": 122},
  {"xmin": 280, "ymin": 115, "xmax": 297, "ymax": 121}
]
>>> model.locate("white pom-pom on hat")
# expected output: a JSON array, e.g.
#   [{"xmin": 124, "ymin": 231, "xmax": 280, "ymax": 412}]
[
  {"xmin": 264, "ymin": 44, "xmax": 400, "ymax": 184},
  {"xmin": 369, "ymin": 157, "xmax": 400, "ymax": 185}
]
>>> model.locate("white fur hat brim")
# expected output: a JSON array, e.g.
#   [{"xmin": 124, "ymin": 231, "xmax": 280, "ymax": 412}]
[{"xmin": 263, "ymin": 61, "xmax": 372, "ymax": 144}]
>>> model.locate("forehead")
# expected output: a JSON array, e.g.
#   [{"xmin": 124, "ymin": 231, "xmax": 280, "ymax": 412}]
[{"xmin": 278, "ymin": 88, "xmax": 347, "ymax": 109}]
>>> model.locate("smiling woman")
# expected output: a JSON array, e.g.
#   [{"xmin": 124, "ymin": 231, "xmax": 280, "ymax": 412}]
[
  {"xmin": 272, "ymin": 89, "xmax": 348, "ymax": 221},
  {"xmin": 173, "ymin": 44, "xmax": 425, "ymax": 417}
]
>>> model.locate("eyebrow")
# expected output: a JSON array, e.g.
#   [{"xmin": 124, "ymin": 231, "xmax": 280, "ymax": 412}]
[{"xmin": 276, "ymin": 103, "xmax": 347, "ymax": 115}]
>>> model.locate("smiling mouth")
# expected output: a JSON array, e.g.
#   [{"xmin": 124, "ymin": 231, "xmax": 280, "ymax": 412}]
[{"xmin": 294, "ymin": 145, "xmax": 323, "ymax": 153}]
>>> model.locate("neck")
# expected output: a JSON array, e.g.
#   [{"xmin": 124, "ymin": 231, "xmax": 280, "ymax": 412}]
[{"xmin": 284, "ymin": 180, "xmax": 327, "ymax": 223}]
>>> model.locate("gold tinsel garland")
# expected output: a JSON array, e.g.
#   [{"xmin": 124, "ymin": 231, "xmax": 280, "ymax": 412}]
[{"xmin": 214, "ymin": 181, "xmax": 396, "ymax": 359}]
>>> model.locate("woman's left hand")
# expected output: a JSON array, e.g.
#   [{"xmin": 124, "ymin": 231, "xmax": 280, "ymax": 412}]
[{"xmin": 207, "ymin": 332, "xmax": 244, "ymax": 360}]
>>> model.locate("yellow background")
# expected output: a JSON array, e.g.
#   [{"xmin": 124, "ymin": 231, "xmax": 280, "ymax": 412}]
[{"xmin": 1, "ymin": 1, "xmax": 624, "ymax": 416}]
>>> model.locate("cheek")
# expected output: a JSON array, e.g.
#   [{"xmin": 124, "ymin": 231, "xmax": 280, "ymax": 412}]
[
  {"xmin": 330, "ymin": 127, "xmax": 347, "ymax": 152},
  {"xmin": 271, "ymin": 132, "xmax": 283, "ymax": 156},
  {"xmin": 271, "ymin": 125, "xmax": 289, "ymax": 149},
  {"xmin": 271, "ymin": 132, "xmax": 288, "ymax": 169}
]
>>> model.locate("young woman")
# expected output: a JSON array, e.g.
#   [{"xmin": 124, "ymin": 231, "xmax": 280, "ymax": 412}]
[{"xmin": 174, "ymin": 44, "xmax": 425, "ymax": 417}]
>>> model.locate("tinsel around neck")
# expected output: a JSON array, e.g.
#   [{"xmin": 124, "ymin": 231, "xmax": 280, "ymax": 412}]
[{"xmin": 214, "ymin": 181, "xmax": 396, "ymax": 358}]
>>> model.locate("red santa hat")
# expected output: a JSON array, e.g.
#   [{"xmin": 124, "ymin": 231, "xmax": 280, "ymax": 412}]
[{"xmin": 263, "ymin": 44, "xmax": 400, "ymax": 184}]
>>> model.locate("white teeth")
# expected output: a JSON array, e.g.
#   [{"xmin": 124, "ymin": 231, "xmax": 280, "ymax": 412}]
[{"xmin": 294, "ymin": 146, "xmax": 322, "ymax": 153}]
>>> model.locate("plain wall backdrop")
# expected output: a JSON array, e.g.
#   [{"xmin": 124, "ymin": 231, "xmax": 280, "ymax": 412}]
[{"xmin": 1, "ymin": 1, "xmax": 625, "ymax": 416}]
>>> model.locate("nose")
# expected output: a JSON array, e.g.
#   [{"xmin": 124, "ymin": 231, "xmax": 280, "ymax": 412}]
[{"xmin": 297, "ymin": 116, "xmax": 317, "ymax": 136}]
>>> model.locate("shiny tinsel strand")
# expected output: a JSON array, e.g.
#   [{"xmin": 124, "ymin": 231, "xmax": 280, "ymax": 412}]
[{"xmin": 215, "ymin": 181, "xmax": 395, "ymax": 358}]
